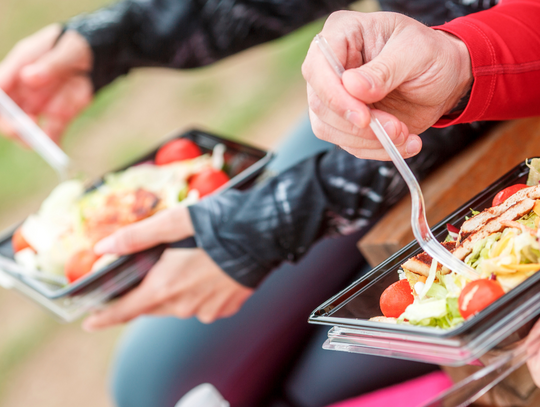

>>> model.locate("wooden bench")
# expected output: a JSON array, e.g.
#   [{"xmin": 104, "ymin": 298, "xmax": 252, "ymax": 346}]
[{"xmin": 358, "ymin": 117, "xmax": 540, "ymax": 407}]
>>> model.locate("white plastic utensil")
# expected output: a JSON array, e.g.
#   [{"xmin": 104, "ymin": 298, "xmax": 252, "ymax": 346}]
[
  {"xmin": 314, "ymin": 34, "xmax": 478, "ymax": 280},
  {"xmin": 0, "ymin": 88, "xmax": 71, "ymax": 180}
]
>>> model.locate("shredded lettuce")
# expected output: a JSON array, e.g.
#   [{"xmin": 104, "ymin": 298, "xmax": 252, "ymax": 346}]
[
  {"xmin": 526, "ymin": 158, "xmax": 540, "ymax": 186},
  {"xmin": 465, "ymin": 208, "xmax": 481, "ymax": 221},
  {"xmin": 447, "ymin": 298, "xmax": 465, "ymax": 326},
  {"xmin": 425, "ymin": 282, "xmax": 448, "ymax": 300},
  {"xmin": 517, "ymin": 212, "xmax": 538, "ymax": 229},
  {"xmin": 399, "ymin": 296, "xmax": 464, "ymax": 329},
  {"xmin": 440, "ymin": 273, "xmax": 467, "ymax": 297},
  {"xmin": 400, "ymin": 298, "xmax": 447, "ymax": 324},
  {"xmin": 398, "ymin": 265, "xmax": 466, "ymax": 329},
  {"xmin": 465, "ymin": 233, "xmax": 501, "ymax": 269},
  {"xmin": 419, "ymin": 259, "xmax": 438, "ymax": 299},
  {"xmin": 522, "ymin": 246, "xmax": 540, "ymax": 263}
]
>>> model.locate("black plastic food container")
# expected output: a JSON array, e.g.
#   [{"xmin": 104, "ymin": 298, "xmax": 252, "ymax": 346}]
[
  {"xmin": 309, "ymin": 159, "xmax": 540, "ymax": 367},
  {"xmin": 0, "ymin": 129, "xmax": 272, "ymax": 321}
]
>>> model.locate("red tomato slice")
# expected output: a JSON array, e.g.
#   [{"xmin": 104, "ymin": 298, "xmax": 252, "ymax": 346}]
[
  {"xmin": 458, "ymin": 279, "xmax": 504, "ymax": 319},
  {"xmin": 12, "ymin": 227, "xmax": 32, "ymax": 253},
  {"xmin": 380, "ymin": 279, "xmax": 414, "ymax": 318},
  {"xmin": 65, "ymin": 249, "xmax": 100, "ymax": 283},
  {"xmin": 492, "ymin": 184, "xmax": 528, "ymax": 207},
  {"xmin": 188, "ymin": 168, "xmax": 230, "ymax": 198},
  {"xmin": 155, "ymin": 139, "xmax": 202, "ymax": 165}
]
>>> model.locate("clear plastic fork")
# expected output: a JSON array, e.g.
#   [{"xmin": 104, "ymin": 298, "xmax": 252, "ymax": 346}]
[
  {"xmin": 0, "ymin": 88, "xmax": 71, "ymax": 181},
  {"xmin": 314, "ymin": 34, "xmax": 478, "ymax": 280}
]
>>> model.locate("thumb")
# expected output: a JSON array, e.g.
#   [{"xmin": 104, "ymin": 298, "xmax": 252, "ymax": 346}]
[
  {"xmin": 20, "ymin": 31, "xmax": 92, "ymax": 87},
  {"xmin": 342, "ymin": 34, "xmax": 424, "ymax": 105},
  {"xmin": 94, "ymin": 206, "xmax": 195, "ymax": 255}
]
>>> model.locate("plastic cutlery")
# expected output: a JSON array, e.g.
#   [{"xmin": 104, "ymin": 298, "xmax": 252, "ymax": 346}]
[{"xmin": 0, "ymin": 88, "xmax": 71, "ymax": 181}]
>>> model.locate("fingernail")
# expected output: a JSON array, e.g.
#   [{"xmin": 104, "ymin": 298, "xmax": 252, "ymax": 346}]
[
  {"xmin": 383, "ymin": 121, "xmax": 397, "ymax": 139},
  {"xmin": 345, "ymin": 110, "xmax": 367, "ymax": 128},
  {"xmin": 94, "ymin": 236, "xmax": 115, "ymax": 255},
  {"xmin": 405, "ymin": 138, "xmax": 422, "ymax": 156}
]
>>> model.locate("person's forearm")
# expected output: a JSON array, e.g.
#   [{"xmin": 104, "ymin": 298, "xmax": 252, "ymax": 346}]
[
  {"xmin": 189, "ymin": 122, "xmax": 489, "ymax": 287},
  {"xmin": 433, "ymin": 0, "xmax": 540, "ymax": 126},
  {"xmin": 66, "ymin": 0, "xmax": 354, "ymax": 90}
]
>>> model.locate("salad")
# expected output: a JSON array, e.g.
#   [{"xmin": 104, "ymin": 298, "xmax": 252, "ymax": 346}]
[
  {"xmin": 11, "ymin": 138, "xmax": 230, "ymax": 285},
  {"xmin": 373, "ymin": 159, "xmax": 540, "ymax": 329}
]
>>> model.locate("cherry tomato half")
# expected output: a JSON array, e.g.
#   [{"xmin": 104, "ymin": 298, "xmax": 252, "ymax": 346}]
[
  {"xmin": 155, "ymin": 139, "xmax": 202, "ymax": 165},
  {"xmin": 12, "ymin": 227, "xmax": 32, "ymax": 253},
  {"xmin": 65, "ymin": 249, "xmax": 100, "ymax": 283},
  {"xmin": 188, "ymin": 168, "xmax": 230, "ymax": 198},
  {"xmin": 458, "ymin": 279, "xmax": 504, "ymax": 319},
  {"xmin": 380, "ymin": 279, "xmax": 414, "ymax": 318},
  {"xmin": 492, "ymin": 184, "xmax": 528, "ymax": 207}
]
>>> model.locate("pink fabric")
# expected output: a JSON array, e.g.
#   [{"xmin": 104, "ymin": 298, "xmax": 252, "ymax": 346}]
[{"xmin": 328, "ymin": 371, "xmax": 453, "ymax": 407}]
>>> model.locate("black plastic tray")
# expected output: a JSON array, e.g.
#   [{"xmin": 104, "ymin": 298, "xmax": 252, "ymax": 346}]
[
  {"xmin": 0, "ymin": 129, "xmax": 272, "ymax": 299},
  {"xmin": 309, "ymin": 159, "xmax": 540, "ymax": 343}
]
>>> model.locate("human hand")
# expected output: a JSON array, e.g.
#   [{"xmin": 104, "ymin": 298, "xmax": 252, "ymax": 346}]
[
  {"xmin": 302, "ymin": 11, "xmax": 473, "ymax": 160},
  {"xmin": 82, "ymin": 206, "xmax": 253, "ymax": 331},
  {"xmin": 0, "ymin": 24, "xmax": 93, "ymax": 143}
]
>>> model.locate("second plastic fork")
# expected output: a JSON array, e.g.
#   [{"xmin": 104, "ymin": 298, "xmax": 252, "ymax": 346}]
[
  {"xmin": 314, "ymin": 34, "xmax": 478, "ymax": 280},
  {"xmin": 0, "ymin": 88, "xmax": 71, "ymax": 181}
]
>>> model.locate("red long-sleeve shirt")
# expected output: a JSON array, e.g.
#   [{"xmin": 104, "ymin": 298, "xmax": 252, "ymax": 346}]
[{"xmin": 433, "ymin": 0, "xmax": 540, "ymax": 127}]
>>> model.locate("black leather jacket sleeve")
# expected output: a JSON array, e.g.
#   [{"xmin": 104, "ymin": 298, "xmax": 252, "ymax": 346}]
[
  {"xmin": 188, "ymin": 123, "xmax": 491, "ymax": 288},
  {"xmin": 66, "ymin": 0, "xmax": 354, "ymax": 90}
]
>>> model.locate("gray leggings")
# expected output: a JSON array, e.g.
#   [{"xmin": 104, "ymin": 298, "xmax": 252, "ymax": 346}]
[{"xmin": 110, "ymin": 118, "xmax": 437, "ymax": 407}]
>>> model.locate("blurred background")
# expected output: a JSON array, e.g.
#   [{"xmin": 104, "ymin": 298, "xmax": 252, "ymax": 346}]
[{"xmin": 0, "ymin": 0, "xmax": 376, "ymax": 405}]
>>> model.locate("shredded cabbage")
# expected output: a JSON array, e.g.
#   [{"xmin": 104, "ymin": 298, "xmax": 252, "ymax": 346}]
[
  {"xmin": 419, "ymin": 259, "xmax": 438, "ymax": 299},
  {"xmin": 15, "ymin": 154, "xmax": 216, "ymax": 279},
  {"xmin": 526, "ymin": 158, "xmax": 540, "ymax": 186}
]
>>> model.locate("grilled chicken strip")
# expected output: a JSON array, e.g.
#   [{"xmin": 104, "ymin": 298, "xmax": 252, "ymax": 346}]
[
  {"xmin": 452, "ymin": 198, "xmax": 535, "ymax": 260},
  {"xmin": 460, "ymin": 185, "xmax": 540, "ymax": 241},
  {"xmin": 402, "ymin": 241, "xmax": 457, "ymax": 277}
]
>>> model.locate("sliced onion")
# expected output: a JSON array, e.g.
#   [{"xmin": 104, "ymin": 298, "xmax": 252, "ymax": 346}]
[{"xmin": 447, "ymin": 223, "xmax": 460, "ymax": 240}]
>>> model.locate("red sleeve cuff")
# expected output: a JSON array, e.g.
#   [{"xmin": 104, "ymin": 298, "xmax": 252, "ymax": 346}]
[
  {"xmin": 431, "ymin": 0, "xmax": 540, "ymax": 127},
  {"xmin": 432, "ymin": 20, "xmax": 495, "ymax": 127}
]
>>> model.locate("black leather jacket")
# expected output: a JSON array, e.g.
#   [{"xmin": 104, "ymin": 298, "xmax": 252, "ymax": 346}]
[
  {"xmin": 66, "ymin": 0, "xmax": 496, "ymax": 287},
  {"xmin": 66, "ymin": 0, "xmax": 497, "ymax": 91},
  {"xmin": 66, "ymin": 0, "xmax": 353, "ymax": 90},
  {"xmin": 189, "ymin": 124, "xmax": 490, "ymax": 287}
]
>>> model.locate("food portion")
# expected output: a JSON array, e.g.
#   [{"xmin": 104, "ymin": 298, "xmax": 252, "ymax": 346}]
[
  {"xmin": 11, "ymin": 139, "xmax": 229, "ymax": 285},
  {"xmin": 373, "ymin": 160, "xmax": 540, "ymax": 329}
]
